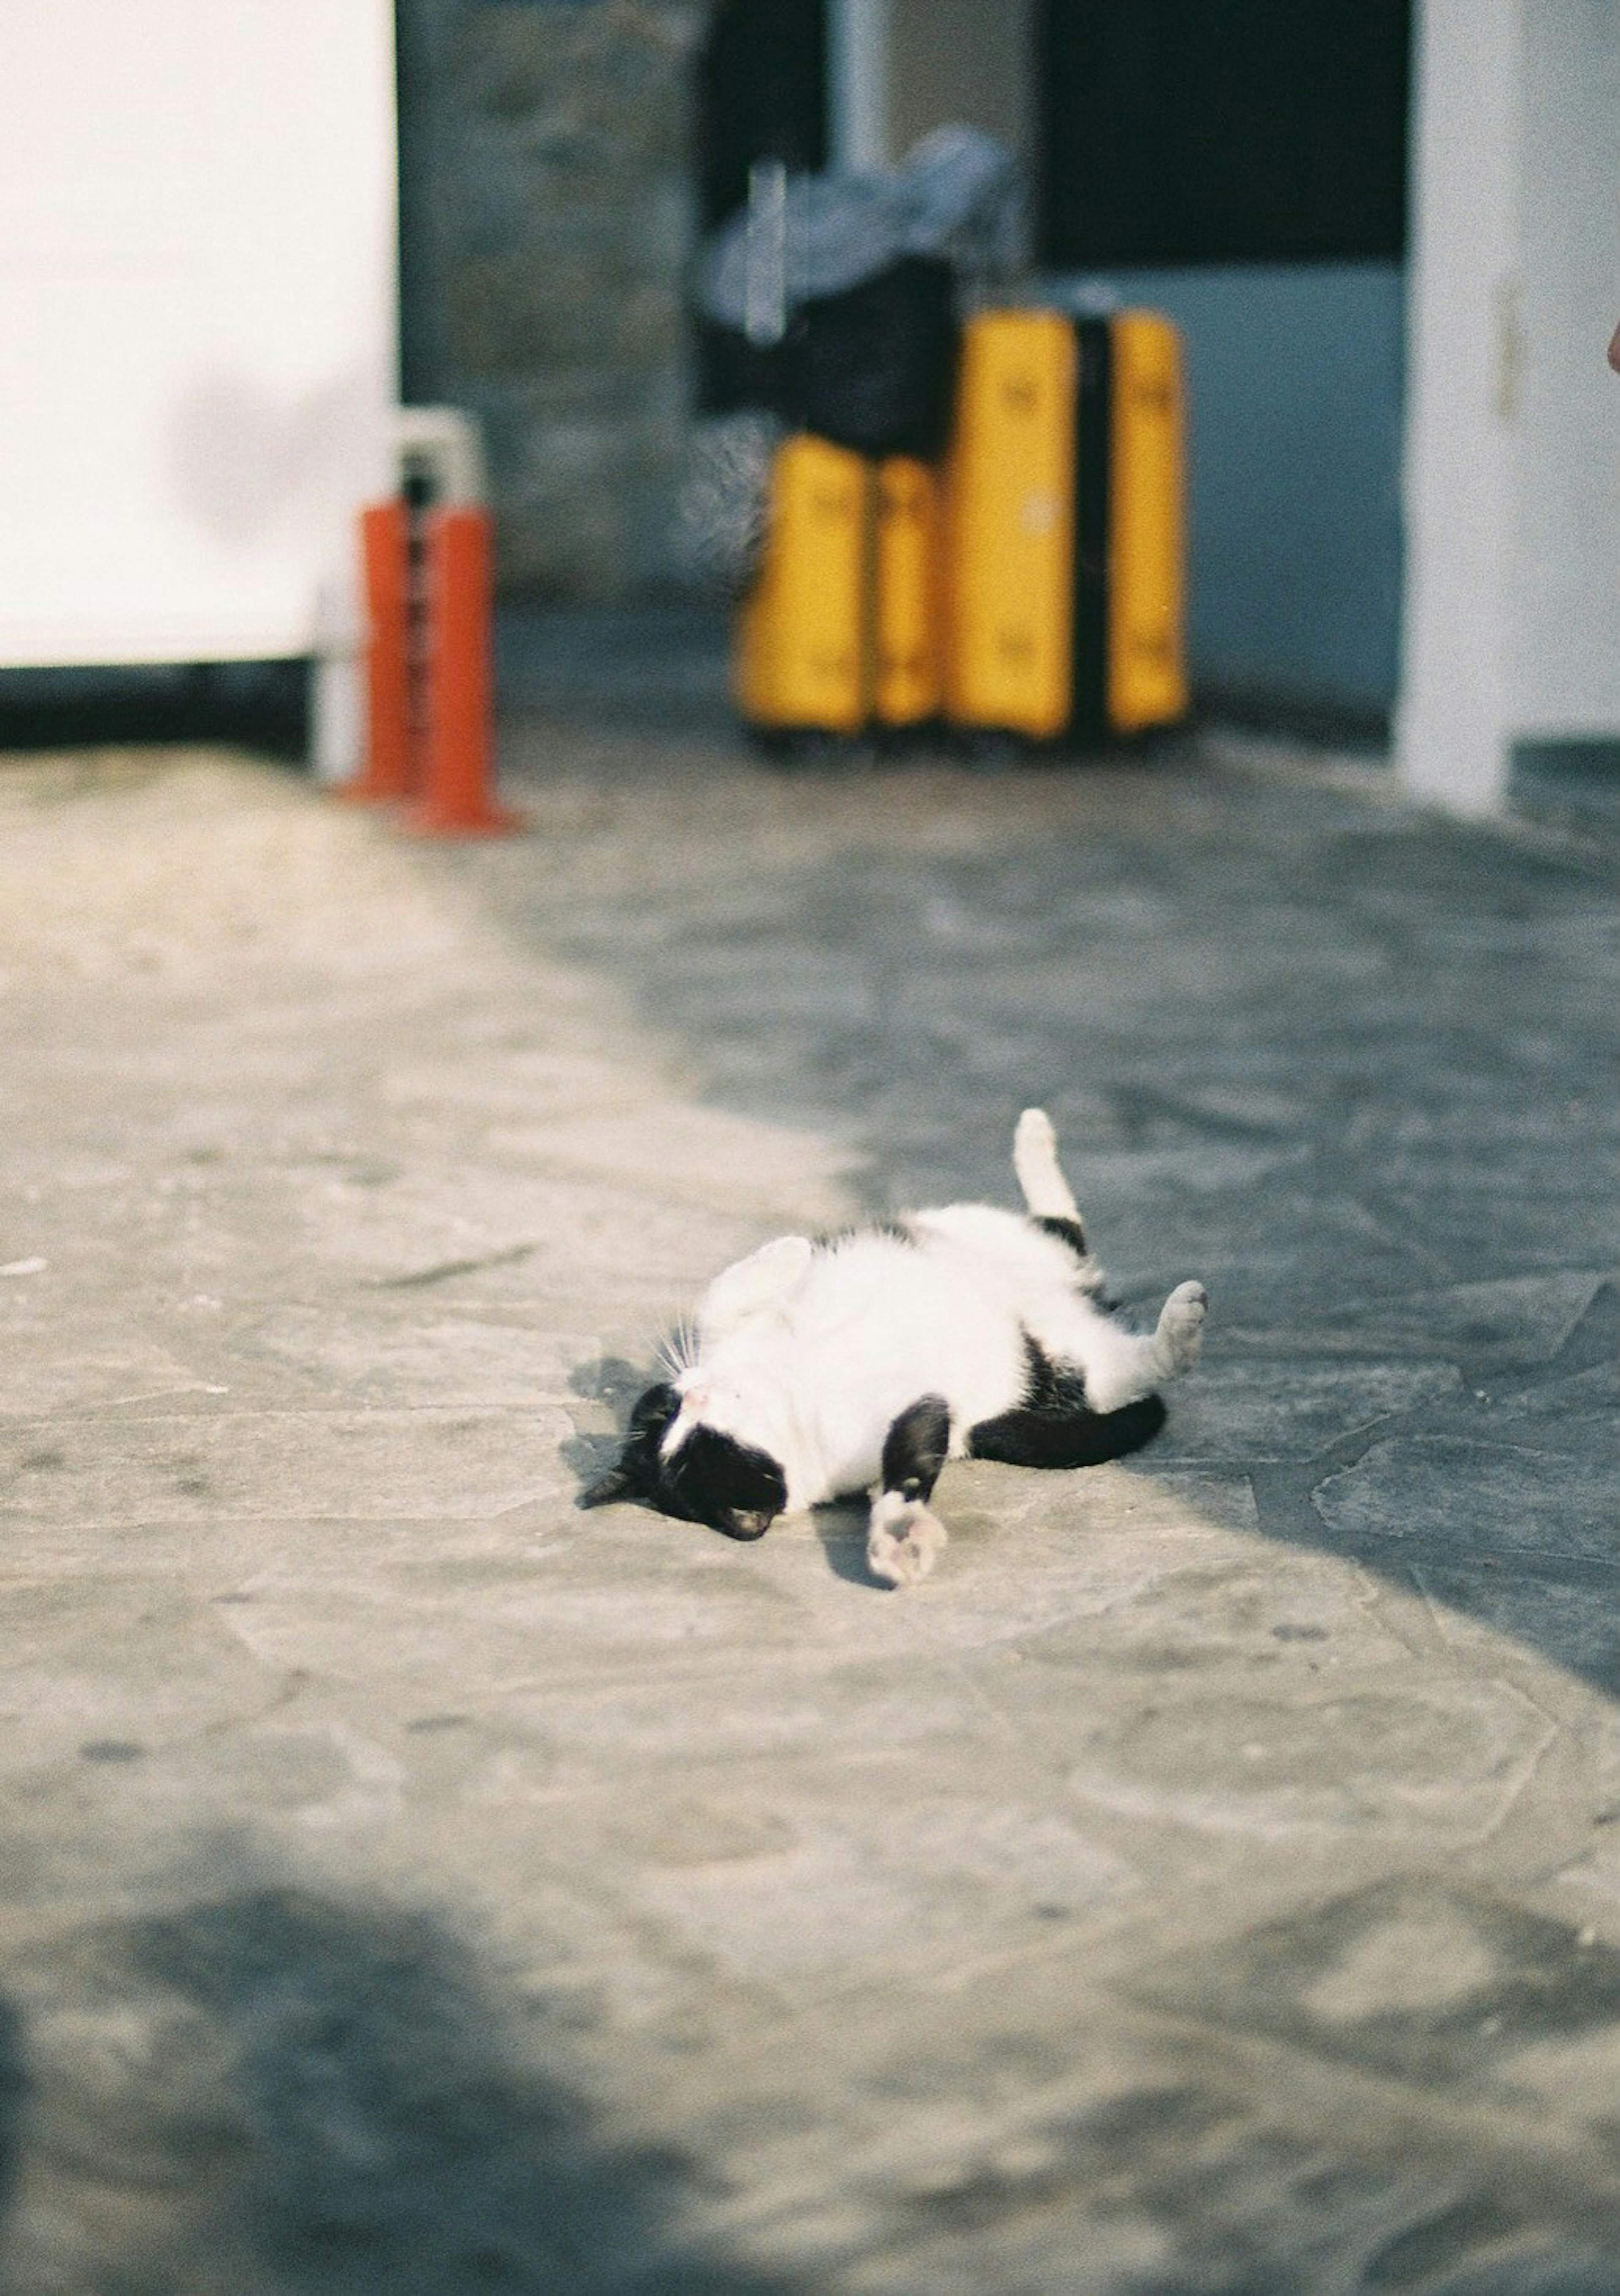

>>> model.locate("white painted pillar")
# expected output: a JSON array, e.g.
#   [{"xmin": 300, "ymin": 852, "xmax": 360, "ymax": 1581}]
[
  {"xmin": 1399, "ymin": 0, "xmax": 1620, "ymax": 811},
  {"xmin": 1511, "ymin": 0, "xmax": 1620, "ymax": 744},
  {"xmin": 827, "ymin": 0, "xmax": 891, "ymax": 172},
  {"xmin": 1396, "ymin": 0, "xmax": 1525, "ymax": 813}
]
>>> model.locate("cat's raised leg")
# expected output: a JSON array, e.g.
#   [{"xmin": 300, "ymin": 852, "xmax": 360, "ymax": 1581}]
[
  {"xmin": 1013, "ymin": 1107, "xmax": 1080, "ymax": 1221},
  {"xmin": 1154, "ymin": 1279, "xmax": 1208, "ymax": 1377},
  {"xmin": 867, "ymin": 1394, "xmax": 950, "ymax": 1588},
  {"xmin": 1013, "ymin": 1106, "xmax": 1094, "ymax": 1267},
  {"xmin": 1040, "ymin": 1278, "xmax": 1207, "ymax": 1415}
]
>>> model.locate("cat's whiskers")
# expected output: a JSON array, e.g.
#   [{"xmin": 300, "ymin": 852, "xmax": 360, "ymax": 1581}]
[{"xmin": 657, "ymin": 1315, "xmax": 699, "ymax": 1380}]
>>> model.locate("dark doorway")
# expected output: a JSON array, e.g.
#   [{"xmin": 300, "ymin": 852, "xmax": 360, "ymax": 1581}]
[
  {"xmin": 1036, "ymin": 0, "xmax": 1412, "ymax": 270},
  {"xmin": 692, "ymin": 0, "xmax": 829, "ymax": 412},
  {"xmin": 695, "ymin": 0, "xmax": 828, "ymax": 233},
  {"xmin": 394, "ymin": 0, "xmax": 444, "ymax": 406}
]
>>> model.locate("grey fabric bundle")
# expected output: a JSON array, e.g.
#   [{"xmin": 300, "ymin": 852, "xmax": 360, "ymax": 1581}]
[
  {"xmin": 694, "ymin": 126, "xmax": 1023, "ymax": 332},
  {"xmin": 672, "ymin": 409, "xmax": 784, "ymax": 599}
]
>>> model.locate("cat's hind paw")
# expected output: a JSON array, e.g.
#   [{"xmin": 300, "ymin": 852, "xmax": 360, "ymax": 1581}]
[
  {"xmin": 1154, "ymin": 1280, "xmax": 1209, "ymax": 1377},
  {"xmin": 867, "ymin": 1491, "xmax": 948, "ymax": 1587}
]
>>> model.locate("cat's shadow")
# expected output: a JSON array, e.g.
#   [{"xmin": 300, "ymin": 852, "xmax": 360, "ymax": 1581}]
[
  {"xmin": 812, "ymin": 1501, "xmax": 883, "ymax": 1587},
  {"xmin": 568, "ymin": 1356, "xmax": 891, "ymax": 1586},
  {"xmin": 563, "ymin": 1355, "xmax": 647, "ymax": 1498}
]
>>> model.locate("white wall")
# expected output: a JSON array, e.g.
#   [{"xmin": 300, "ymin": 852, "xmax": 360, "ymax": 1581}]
[
  {"xmin": 1512, "ymin": 0, "xmax": 1620, "ymax": 737},
  {"xmin": 1399, "ymin": 0, "xmax": 1620, "ymax": 809},
  {"xmin": 1396, "ymin": 0, "xmax": 1523, "ymax": 811},
  {"xmin": 0, "ymin": 0, "xmax": 398, "ymax": 668}
]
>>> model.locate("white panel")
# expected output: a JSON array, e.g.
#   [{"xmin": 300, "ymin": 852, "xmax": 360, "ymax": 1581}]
[
  {"xmin": 1511, "ymin": 0, "xmax": 1620, "ymax": 735},
  {"xmin": 0, "ymin": 0, "xmax": 398, "ymax": 666},
  {"xmin": 1399, "ymin": 0, "xmax": 1620, "ymax": 806},
  {"xmin": 1396, "ymin": 0, "xmax": 1523, "ymax": 812}
]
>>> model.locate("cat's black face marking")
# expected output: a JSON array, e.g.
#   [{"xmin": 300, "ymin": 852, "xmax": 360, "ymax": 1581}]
[
  {"xmin": 580, "ymin": 1382, "xmax": 785, "ymax": 1539},
  {"xmin": 656, "ymin": 1424, "xmax": 787, "ymax": 1540}
]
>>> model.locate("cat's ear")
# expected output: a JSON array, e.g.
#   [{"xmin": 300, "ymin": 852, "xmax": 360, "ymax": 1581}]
[
  {"xmin": 579, "ymin": 1382, "xmax": 679, "ymax": 1508},
  {"xmin": 697, "ymin": 1235, "xmax": 813, "ymax": 1340},
  {"xmin": 627, "ymin": 1381, "xmax": 681, "ymax": 1436},
  {"xmin": 579, "ymin": 1465, "xmax": 634, "ymax": 1508}
]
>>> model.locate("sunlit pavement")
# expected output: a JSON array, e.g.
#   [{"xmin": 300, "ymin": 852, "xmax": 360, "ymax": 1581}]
[{"xmin": 0, "ymin": 714, "xmax": 1615, "ymax": 2292}]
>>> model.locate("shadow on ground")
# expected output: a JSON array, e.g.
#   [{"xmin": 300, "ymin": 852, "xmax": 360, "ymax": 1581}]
[
  {"xmin": 0, "ymin": 1879, "xmax": 791, "ymax": 2295},
  {"xmin": 9, "ymin": 1871, "xmax": 1620, "ymax": 2294},
  {"xmin": 489, "ymin": 726, "xmax": 1620, "ymax": 1696}
]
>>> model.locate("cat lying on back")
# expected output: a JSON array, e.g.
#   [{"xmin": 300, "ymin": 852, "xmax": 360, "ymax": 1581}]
[{"xmin": 583, "ymin": 1108, "xmax": 1207, "ymax": 1586}]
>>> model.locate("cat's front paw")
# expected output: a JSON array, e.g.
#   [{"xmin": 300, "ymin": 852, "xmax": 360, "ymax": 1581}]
[
  {"xmin": 867, "ymin": 1491, "xmax": 948, "ymax": 1588},
  {"xmin": 1155, "ymin": 1280, "xmax": 1209, "ymax": 1376}
]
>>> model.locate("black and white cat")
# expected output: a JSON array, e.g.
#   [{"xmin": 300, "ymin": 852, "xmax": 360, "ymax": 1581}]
[{"xmin": 582, "ymin": 1108, "xmax": 1207, "ymax": 1586}]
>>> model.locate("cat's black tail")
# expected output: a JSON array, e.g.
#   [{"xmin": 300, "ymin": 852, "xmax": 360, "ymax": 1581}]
[{"xmin": 966, "ymin": 1392, "xmax": 1167, "ymax": 1470}]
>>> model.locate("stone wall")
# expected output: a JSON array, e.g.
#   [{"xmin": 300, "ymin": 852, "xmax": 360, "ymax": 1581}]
[{"xmin": 405, "ymin": 0, "xmax": 707, "ymax": 602}]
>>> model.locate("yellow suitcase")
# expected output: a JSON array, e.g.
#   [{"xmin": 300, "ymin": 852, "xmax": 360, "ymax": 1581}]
[
  {"xmin": 943, "ymin": 308, "xmax": 1187, "ymax": 742},
  {"xmin": 873, "ymin": 456, "xmax": 944, "ymax": 730},
  {"xmin": 1107, "ymin": 311, "xmax": 1188, "ymax": 733},
  {"xmin": 734, "ymin": 433, "xmax": 873, "ymax": 738}
]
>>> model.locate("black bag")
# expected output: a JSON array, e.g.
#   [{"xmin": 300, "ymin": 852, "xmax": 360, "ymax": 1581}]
[
  {"xmin": 781, "ymin": 256, "xmax": 958, "ymax": 461},
  {"xmin": 698, "ymin": 259, "xmax": 958, "ymax": 461},
  {"xmin": 694, "ymin": 129, "xmax": 1019, "ymax": 460}
]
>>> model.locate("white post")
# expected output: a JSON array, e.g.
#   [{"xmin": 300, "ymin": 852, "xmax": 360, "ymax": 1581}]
[
  {"xmin": 827, "ymin": 0, "xmax": 890, "ymax": 173},
  {"xmin": 309, "ymin": 575, "xmax": 363, "ymax": 785},
  {"xmin": 1396, "ymin": 0, "xmax": 1524, "ymax": 813},
  {"xmin": 1509, "ymin": 0, "xmax": 1620, "ymax": 747}
]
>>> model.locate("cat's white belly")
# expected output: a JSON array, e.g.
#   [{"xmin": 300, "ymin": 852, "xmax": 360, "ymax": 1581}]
[
  {"xmin": 691, "ymin": 1208, "xmax": 1140, "ymax": 1512},
  {"xmin": 773, "ymin": 1246, "xmax": 1033, "ymax": 1507}
]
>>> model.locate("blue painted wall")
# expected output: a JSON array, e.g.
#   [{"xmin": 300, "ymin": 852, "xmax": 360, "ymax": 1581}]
[{"xmin": 1055, "ymin": 262, "xmax": 1407, "ymax": 724}]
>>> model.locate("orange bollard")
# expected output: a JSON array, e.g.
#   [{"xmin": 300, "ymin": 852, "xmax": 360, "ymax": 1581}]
[
  {"xmin": 402, "ymin": 506, "xmax": 521, "ymax": 836},
  {"xmin": 335, "ymin": 499, "xmax": 415, "ymax": 802}
]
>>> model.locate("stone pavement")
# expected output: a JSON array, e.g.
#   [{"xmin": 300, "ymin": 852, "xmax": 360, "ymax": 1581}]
[{"xmin": 0, "ymin": 718, "xmax": 1615, "ymax": 2294}]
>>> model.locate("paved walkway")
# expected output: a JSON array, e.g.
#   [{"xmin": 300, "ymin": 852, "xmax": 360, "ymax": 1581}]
[{"xmin": 0, "ymin": 717, "xmax": 1615, "ymax": 2293}]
